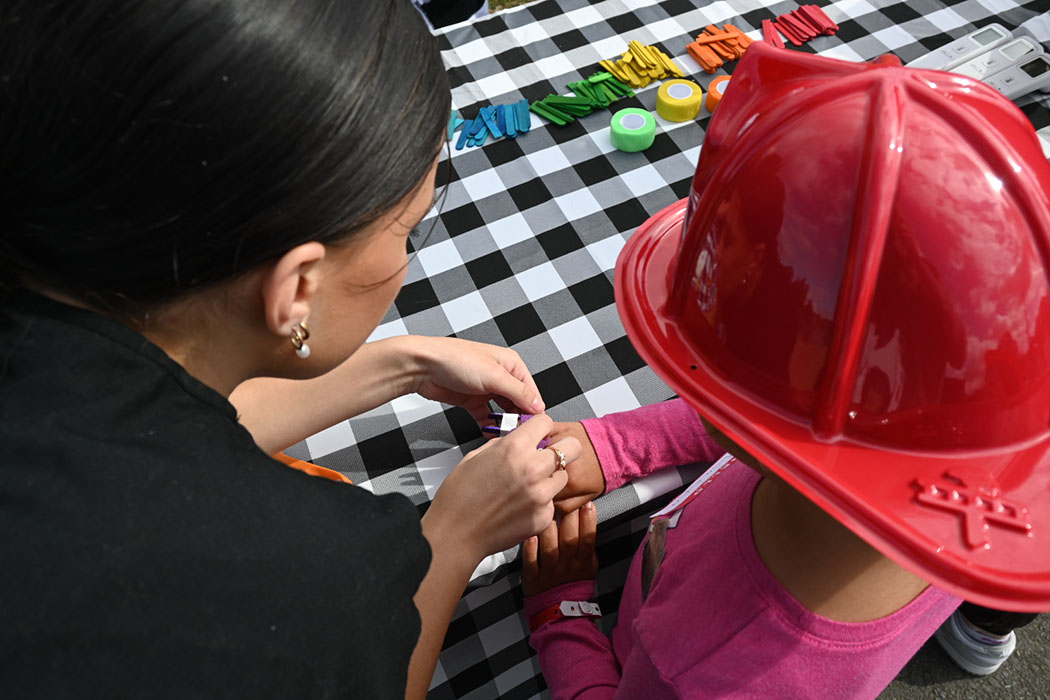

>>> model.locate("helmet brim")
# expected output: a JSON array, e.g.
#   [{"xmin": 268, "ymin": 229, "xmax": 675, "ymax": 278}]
[{"xmin": 616, "ymin": 198, "xmax": 1050, "ymax": 612}]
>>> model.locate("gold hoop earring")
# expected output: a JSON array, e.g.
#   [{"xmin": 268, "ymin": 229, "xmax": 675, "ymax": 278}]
[{"xmin": 290, "ymin": 319, "xmax": 311, "ymax": 359}]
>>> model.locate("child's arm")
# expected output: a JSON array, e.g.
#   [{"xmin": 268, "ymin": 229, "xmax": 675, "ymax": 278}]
[
  {"xmin": 554, "ymin": 398, "xmax": 725, "ymax": 511},
  {"xmin": 525, "ymin": 581, "xmax": 621, "ymax": 699},
  {"xmin": 523, "ymin": 505, "xmax": 678, "ymax": 699},
  {"xmin": 527, "ymin": 599, "xmax": 678, "ymax": 699},
  {"xmin": 523, "ymin": 505, "xmax": 618, "ymax": 698},
  {"xmin": 582, "ymin": 398, "xmax": 722, "ymax": 491}
]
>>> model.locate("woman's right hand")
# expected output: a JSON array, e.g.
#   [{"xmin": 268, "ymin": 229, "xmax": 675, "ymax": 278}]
[{"xmin": 424, "ymin": 415, "xmax": 580, "ymax": 564}]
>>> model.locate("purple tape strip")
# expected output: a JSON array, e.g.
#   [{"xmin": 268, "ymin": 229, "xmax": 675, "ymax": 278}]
[{"xmin": 486, "ymin": 412, "xmax": 550, "ymax": 449}]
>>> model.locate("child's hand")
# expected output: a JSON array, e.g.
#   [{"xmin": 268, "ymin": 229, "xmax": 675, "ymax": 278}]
[
  {"xmin": 522, "ymin": 502, "xmax": 599, "ymax": 596},
  {"xmin": 549, "ymin": 422, "xmax": 606, "ymax": 514}
]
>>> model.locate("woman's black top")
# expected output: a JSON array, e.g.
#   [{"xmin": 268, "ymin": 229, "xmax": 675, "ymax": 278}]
[{"xmin": 0, "ymin": 293, "xmax": 430, "ymax": 699}]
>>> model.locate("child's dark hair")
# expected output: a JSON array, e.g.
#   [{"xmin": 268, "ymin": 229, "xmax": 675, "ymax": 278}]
[{"xmin": 0, "ymin": 0, "xmax": 450, "ymax": 312}]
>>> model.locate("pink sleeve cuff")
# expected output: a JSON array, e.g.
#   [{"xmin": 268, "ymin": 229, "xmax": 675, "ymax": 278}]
[{"xmin": 580, "ymin": 398, "xmax": 724, "ymax": 492}]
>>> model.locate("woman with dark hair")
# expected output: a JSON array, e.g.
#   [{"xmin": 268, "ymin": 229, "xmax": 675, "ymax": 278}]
[{"xmin": 0, "ymin": 2, "xmax": 578, "ymax": 698}]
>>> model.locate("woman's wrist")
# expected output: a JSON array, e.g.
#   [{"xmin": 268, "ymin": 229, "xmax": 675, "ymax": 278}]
[
  {"xmin": 369, "ymin": 334, "xmax": 429, "ymax": 398},
  {"xmin": 420, "ymin": 505, "xmax": 485, "ymax": 577},
  {"xmin": 390, "ymin": 334, "xmax": 435, "ymax": 396}
]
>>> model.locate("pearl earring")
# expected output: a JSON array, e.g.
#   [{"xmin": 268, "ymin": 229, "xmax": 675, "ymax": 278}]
[{"xmin": 290, "ymin": 319, "xmax": 311, "ymax": 359}]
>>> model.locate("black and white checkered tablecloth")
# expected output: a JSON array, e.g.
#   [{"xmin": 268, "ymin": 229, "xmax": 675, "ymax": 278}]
[{"xmin": 283, "ymin": 1, "xmax": 1050, "ymax": 696}]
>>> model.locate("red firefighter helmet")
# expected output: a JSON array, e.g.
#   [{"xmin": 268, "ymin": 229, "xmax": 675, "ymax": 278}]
[{"xmin": 616, "ymin": 41, "xmax": 1050, "ymax": 611}]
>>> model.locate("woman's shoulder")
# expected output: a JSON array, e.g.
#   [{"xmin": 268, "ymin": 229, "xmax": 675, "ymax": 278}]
[
  {"xmin": 1, "ymin": 292, "xmax": 429, "ymax": 610},
  {"xmin": 0, "ymin": 323, "xmax": 429, "ymax": 697}
]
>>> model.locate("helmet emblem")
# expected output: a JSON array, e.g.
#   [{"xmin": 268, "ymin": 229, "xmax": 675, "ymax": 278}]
[{"xmin": 913, "ymin": 471, "xmax": 1032, "ymax": 550}]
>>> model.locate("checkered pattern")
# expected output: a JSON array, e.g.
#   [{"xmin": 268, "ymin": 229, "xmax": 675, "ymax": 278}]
[{"xmin": 282, "ymin": 0, "xmax": 1050, "ymax": 696}]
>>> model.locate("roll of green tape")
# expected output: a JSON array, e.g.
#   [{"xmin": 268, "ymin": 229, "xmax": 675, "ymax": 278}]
[{"xmin": 610, "ymin": 108, "xmax": 656, "ymax": 152}]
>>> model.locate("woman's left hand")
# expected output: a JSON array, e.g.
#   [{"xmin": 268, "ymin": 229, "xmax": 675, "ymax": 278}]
[{"xmin": 409, "ymin": 336, "xmax": 545, "ymax": 424}]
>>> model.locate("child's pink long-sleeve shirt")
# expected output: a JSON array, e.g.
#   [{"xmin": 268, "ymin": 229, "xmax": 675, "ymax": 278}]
[{"xmin": 525, "ymin": 399, "xmax": 960, "ymax": 699}]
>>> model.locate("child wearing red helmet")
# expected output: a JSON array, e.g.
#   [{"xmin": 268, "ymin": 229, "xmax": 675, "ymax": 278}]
[{"xmin": 522, "ymin": 41, "xmax": 1050, "ymax": 699}]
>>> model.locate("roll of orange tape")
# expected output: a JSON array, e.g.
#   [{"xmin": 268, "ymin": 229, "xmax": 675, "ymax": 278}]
[{"xmin": 706, "ymin": 75, "xmax": 731, "ymax": 113}]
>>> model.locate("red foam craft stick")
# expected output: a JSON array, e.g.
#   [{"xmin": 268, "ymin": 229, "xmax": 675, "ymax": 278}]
[
  {"xmin": 774, "ymin": 19, "xmax": 803, "ymax": 45},
  {"xmin": 799, "ymin": 5, "xmax": 829, "ymax": 33},
  {"xmin": 762, "ymin": 19, "xmax": 784, "ymax": 48},
  {"xmin": 807, "ymin": 4, "xmax": 838, "ymax": 32},
  {"xmin": 797, "ymin": 5, "xmax": 827, "ymax": 34},
  {"xmin": 793, "ymin": 8, "xmax": 824, "ymax": 36},
  {"xmin": 774, "ymin": 13, "xmax": 804, "ymax": 43},
  {"xmin": 781, "ymin": 12, "xmax": 815, "ymax": 40}
]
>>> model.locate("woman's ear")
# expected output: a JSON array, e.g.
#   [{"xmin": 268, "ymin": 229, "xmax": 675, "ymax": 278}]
[{"xmin": 260, "ymin": 242, "xmax": 326, "ymax": 336}]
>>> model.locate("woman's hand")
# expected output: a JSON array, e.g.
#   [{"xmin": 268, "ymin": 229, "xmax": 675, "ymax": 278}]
[
  {"xmin": 423, "ymin": 415, "xmax": 581, "ymax": 564},
  {"xmin": 549, "ymin": 422, "xmax": 606, "ymax": 515},
  {"xmin": 411, "ymin": 416, "xmax": 577, "ymax": 700},
  {"xmin": 522, "ymin": 502, "xmax": 599, "ymax": 597},
  {"xmin": 408, "ymin": 336, "xmax": 544, "ymax": 425}
]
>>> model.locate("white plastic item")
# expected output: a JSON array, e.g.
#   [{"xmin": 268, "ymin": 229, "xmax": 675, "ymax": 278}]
[
  {"xmin": 907, "ymin": 23, "xmax": 1012, "ymax": 71},
  {"xmin": 983, "ymin": 53, "xmax": 1050, "ymax": 100},
  {"xmin": 952, "ymin": 36, "xmax": 1043, "ymax": 79}
]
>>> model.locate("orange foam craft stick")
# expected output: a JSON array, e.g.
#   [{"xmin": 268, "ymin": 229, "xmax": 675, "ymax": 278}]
[
  {"xmin": 723, "ymin": 25, "xmax": 754, "ymax": 48},
  {"xmin": 690, "ymin": 32, "xmax": 735, "ymax": 45},
  {"xmin": 709, "ymin": 40, "xmax": 736, "ymax": 61},
  {"xmin": 688, "ymin": 42, "xmax": 723, "ymax": 72},
  {"xmin": 701, "ymin": 27, "xmax": 736, "ymax": 60}
]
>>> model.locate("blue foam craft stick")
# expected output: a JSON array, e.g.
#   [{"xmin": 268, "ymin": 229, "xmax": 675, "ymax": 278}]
[
  {"xmin": 480, "ymin": 105, "xmax": 502, "ymax": 139},
  {"xmin": 505, "ymin": 103, "xmax": 517, "ymax": 138},
  {"xmin": 455, "ymin": 118, "xmax": 473, "ymax": 150},
  {"xmin": 481, "ymin": 106, "xmax": 502, "ymax": 139},
  {"xmin": 467, "ymin": 117, "xmax": 487, "ymax": 147},
  {"xmin": 516, "ymin": 100, "xmax": 531, "ymax": 133},
  {"xmin": 495, "ymin": 105, "xmax": 507, "ymax": 138}
]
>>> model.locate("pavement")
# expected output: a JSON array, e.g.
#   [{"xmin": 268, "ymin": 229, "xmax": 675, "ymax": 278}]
[{"xmin": 880, "ymin": 613, "xmax": 1049, "ymax": 699}]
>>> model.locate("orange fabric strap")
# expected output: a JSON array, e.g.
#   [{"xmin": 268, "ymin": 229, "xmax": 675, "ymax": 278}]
[{"xmin": 273, "ymin": 452, "xmax": 352, "ymax": 484}]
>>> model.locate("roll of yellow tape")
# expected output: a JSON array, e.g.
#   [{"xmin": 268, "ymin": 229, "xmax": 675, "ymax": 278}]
[
  {"xmin": 656, "ymin": 79, "xmax": 703, "ymax": 122},
  {"xmin": 706, "ymin": 75, "xmax": 731, "ymax": 113}
]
